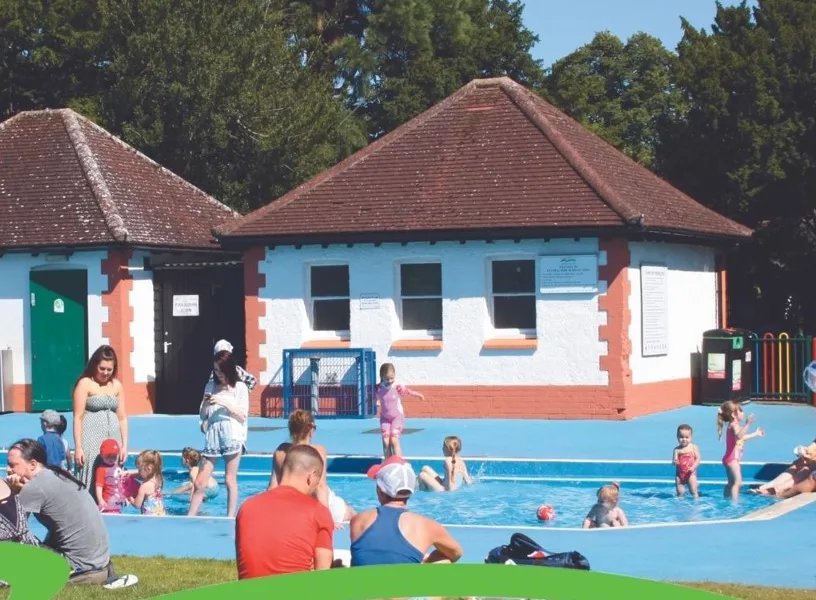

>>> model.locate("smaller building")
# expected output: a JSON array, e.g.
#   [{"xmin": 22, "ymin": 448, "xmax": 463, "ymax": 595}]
[
  {"xmin": 0, "ymin": 109, "xmax": 244, "ymax": 414},
  {"xmin": 218, "ymin": 77, "xmax": 753, "ymax": 420}
]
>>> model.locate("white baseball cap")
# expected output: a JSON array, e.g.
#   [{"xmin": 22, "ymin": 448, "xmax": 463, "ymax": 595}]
[
  {"xmin": 213, "ymin": 339, "xmax": 233, "ymax": 355},
  {"xmin": 366, "ymin": 456, "xmax": 417, "ymax": 498}
]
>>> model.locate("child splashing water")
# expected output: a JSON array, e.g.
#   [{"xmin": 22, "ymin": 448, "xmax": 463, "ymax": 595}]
[
  {"xmin": 374, "ymin": 362, "xmax": 424, "ymax": 458},
  {"xmin": 128, "ymin": 450, "xmax": 166, "ymax": 516},
  {"xmin": 673, "ymin": 424, "xmax": 701, "ymax": 498},
  {"xmin": 418, "ymin": 436, "xmax": 473, "ymax": 492},
  {"xmin": 718, "ymin": 401, "xmax": 764, "ymax": 500},
  {"xmin": 582, "ymin": 482, "xmax": 628, "ymax": 528},
  {"xmin": 169, "ymin": 448, "xmax": 219, "ymax": 501}
]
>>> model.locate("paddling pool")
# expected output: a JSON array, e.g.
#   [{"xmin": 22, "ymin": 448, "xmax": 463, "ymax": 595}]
[{"xmin": 146, "ymin": 472, "xmax": 776, "ymax": 526}]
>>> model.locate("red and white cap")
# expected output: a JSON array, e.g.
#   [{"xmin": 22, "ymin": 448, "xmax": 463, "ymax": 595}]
[
  {"xmin": 100, "ymin": 438, "xmax": 120, "ymax": 456},
  {"xmin": 366, "ymin": 456, "xmax": 417, "ymax": 498}
]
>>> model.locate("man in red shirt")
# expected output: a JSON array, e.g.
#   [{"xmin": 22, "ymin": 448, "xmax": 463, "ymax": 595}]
[{"xmin": 235, "ymin": 444, "xmax": 334, "ymax": 579}]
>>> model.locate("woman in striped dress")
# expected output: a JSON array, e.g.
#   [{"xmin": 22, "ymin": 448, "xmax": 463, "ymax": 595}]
[{"xmin": 72, "ymin": 345, "xmax": 129, "ymax": 492}]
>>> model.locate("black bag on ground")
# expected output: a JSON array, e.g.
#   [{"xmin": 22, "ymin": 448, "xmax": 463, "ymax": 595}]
[{"xmin": 484, "ymin": 533, "xmax": 590, "ymax": 571}]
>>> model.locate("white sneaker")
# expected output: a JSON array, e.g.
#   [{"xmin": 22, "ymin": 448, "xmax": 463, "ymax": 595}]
[{"xmin": 103, "ymin": 574, "xmax": 139, "ymax": 590}]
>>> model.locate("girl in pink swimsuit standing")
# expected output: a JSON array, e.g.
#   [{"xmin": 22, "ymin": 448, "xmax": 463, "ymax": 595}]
[
  {"xmin": 717, "ymin": 400, "xmax": 764, "ymax": 500},
  {"xmin": 374, "ymin": 363, "xmax": 424, "ymax": 458}
]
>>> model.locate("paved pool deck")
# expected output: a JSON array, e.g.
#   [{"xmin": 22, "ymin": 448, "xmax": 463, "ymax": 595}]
[
  {"xmin": 5, "ymin": 402, "xmax": 816, "ymax": 590},
  {"xmin": 3, "ymin": 401, "xmax": 815, "ymax": 462}
]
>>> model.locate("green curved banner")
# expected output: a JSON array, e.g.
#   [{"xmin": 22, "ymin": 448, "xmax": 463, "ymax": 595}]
[{"xmin": 0, "ymin": 543, "xmax": 737, "ymax": 600}]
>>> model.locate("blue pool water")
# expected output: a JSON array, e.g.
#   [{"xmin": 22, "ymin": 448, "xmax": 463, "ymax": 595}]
[{"xmin": 138, "ymin": 473, "xmax": 777, "ymax": 527}]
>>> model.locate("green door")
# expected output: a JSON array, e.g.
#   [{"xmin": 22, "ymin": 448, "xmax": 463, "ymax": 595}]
[{"xmin": 30, "ymin": 269, "xmax": 88, "ymax": 411}]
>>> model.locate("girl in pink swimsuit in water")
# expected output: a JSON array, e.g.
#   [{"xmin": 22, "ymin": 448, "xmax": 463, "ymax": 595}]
[
  {"xmin": 374, "ymin": 363, "xmax": 424, "ymax": 458},
  {"xmin": 672, "ymin": 424, "xmax": 701, "ymax": 498},
  {"xmin": 717, "ymin": 400, "xmax": 764, "ymax": 500}
]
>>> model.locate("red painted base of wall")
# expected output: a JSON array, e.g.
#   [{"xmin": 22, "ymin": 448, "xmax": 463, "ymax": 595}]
[
  {"xmin": 254, "ymin": 379, "xmax": 692, "ymax": 420},
  {"xmin": 9, "ymin": 382, "xmax": 155, "ymax": 415},
  {"xmin": 9, "ymin": 384, "xmax": 31, "ymax": 412}
]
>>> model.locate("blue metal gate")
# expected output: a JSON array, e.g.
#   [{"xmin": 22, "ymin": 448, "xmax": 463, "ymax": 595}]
[{"xmin": 282, "ymin": 348, "xmax": 377, "ymax": 418}]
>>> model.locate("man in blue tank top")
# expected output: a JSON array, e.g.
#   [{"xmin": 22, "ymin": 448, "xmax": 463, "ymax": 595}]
[{"xmin": 349, "ymin": 456, "xmax": 463, "ymax": 567}]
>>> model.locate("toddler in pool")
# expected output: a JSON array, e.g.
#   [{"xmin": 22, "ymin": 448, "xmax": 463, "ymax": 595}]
[
  {"xmin": 128, "ymin": 450, "xmax": 166, "ymax": 516},
  {"xmin": 673, "ymin": 424, "xmax": 701, "ymax": 498},
  {"xmin": 418, "ymin": 435, "xmax": 472, "ymax": 492},
  {"xmin": 374, "ymin": 362, "xmax": 424, "ymax": 458},
  {"xmin": 582, "ymin": 482, "xmax": 628, "ymax": 528},
  {"xmin": 169, "ymin": 447, "xmax": 219, "ymax": 501},
  {"xmin": 95, "ymin": 438, "xmax": 127, "ymax": 513},
  {"xmin": 718, "ymin": 400, "xmax": 764, "ymax": 500}
]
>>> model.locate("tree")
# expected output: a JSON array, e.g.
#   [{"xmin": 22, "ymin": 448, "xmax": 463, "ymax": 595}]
[
  {"xmin": 93, "ymin": 0, "xmax": 368, "ymax": 211},
  {"xmin": 0, "ymin": 0, "xmax": 104, "ymax": 118},
  {"xmin": 656, "ymin": 0, "xmax": 816, "ymax": 331},
  {"xmin": 545, "ymin": 31, "xmax": 685, "ymax": 169},
  {"xmin": 284, "ymin": 0, "xmax": 547, "ymax": 137}
]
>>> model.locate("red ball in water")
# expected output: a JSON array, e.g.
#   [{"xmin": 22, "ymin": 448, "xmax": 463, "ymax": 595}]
[{"xmin": 536, "ymin": 504, "xmax": 555, "ymax": 521}]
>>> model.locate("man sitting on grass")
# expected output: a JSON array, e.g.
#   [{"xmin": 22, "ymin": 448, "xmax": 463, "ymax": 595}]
[
  {"xmin": 5, "ymin": 438, "xmax": 137, "ymax": 589},
  {"xmin": 235, "ymin": 444, "xmax": 335, "ymax": 579}
]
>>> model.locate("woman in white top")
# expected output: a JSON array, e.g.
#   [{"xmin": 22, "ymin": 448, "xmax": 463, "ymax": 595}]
[{"xmin": 188, "ymin": 350, "xmax": 248, "ymax": 518}]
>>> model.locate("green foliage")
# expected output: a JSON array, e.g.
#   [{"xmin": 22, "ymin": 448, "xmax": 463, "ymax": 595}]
[
  {"xmin": 0, "ymin": 0, "xmax": 104, "ymax": 117},
  {"xmin": 656, "ymin": 0, "xmax": 816, "ymax": 330},
  {"xmin": 545, "ymin": 31, "xmax": 685, "ymax": 168}
]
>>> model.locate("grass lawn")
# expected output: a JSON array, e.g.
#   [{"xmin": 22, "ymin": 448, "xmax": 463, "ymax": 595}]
[{"xmin": 0, "ymin": 556, "xmax": 812, "ymax": 599}]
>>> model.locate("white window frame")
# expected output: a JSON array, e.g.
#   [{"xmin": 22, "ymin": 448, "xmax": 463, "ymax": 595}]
[
  {"xmin": 487, "ymin": 255, "xmax": 537, "ymax": 338},
  {"xmin": 306, "ymin": 262, "xmax": 351, "ymax": 339},
  {"xmin": 396, "ymin": 260, "xmax": 443, "ymax": 339}
]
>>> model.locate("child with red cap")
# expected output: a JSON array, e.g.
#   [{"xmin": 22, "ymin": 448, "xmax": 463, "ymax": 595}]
[{"xmin": 95, "ymin": 439, "xmax": 128, "ymax": 513}]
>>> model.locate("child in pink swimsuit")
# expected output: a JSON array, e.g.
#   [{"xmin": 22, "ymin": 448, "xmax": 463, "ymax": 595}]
[
  {"xmin": 672, "ymin": 424, "xmax": 701, "ymax": 498},
  {"xmin": 717, "ymin": 400, "xmax": 764, "ymax": 500},
  {"xmin": 374, "ymin": 362, "xmax": 424, "ymax": 458}
]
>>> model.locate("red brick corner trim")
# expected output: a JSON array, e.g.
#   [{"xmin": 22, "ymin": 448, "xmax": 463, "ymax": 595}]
[
  {"xmin": 597, "ymin": 238, "xmax": 631, "ymax": 418},
  {"xmin": 101, "ymin": 249, "xmax": 154, "ymax": 414},
  {"xmin": 244, "ymin": 246, "xmax": 268, "ymax": 416}
]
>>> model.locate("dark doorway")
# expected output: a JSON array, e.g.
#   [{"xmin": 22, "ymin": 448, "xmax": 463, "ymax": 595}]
[{"xmin": 153, "ymin": 264, "xmax": 246, "ymax": 415}]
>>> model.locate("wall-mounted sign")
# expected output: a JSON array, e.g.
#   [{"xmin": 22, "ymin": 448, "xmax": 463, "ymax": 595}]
[
  {"xmin": 640, "ymin": 264, "xmax": 668, "ymax": 357},
  {"xmin": 360, "ymin": 293, "xmax": 380, "ymax": 310},
  {"xmin": 53, "ymin": 299, "xmax": 65, "ymax": 314},
  {"xmin": 539, "ymin": 254, "xmax": 599, "ymax": 294},
  {"xmin": 172, "ymin": 295, "xmax": 199, "ymax": 317}
]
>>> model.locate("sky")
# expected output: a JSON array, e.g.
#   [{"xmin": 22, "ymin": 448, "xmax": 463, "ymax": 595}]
[{"xmin": 523, "ymin": 0, "xmax": 757, "ymax": 68}]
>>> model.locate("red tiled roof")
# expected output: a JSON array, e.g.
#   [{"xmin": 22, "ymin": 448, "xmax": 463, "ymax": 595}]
[
  {"xmin": 217, "ymin": 77, "xmax": 752, "ymax": 244},
  {"xmin": 0, "ymin": 109, "xmax": 240, "ymax": 250}
]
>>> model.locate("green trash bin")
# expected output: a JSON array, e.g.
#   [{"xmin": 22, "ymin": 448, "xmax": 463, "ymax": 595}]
[{"xmin": 700, "ymin": 329, "xmax": 754, "ymax": 404}]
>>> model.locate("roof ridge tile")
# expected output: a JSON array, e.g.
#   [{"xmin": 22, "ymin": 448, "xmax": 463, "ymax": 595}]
[{"xmin": 60, "ymin": 109, "xmax": 128, "ymax": 242}]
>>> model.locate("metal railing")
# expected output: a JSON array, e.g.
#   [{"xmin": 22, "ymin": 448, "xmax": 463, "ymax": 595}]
[
  {"xmin": 750, "ymin": 332, "xmax": 814, "ymax": 402},
  {"xmin": 281, "ymin": 348, "xmax": 377, "ymax": 418}
]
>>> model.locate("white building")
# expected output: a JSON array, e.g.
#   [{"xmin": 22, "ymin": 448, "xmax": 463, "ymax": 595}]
[
  {"xmin": 217, "ymin": 77, "xmax": 752, "ymax": 420},
  {"xmin": 0, "ymin": 109, "xmax": 242, "ymax": 414}
]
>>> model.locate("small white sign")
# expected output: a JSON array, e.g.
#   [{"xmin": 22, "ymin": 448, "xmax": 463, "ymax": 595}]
[
  {"xmin": 640, "ymin": 264, "xmax": 669, "ymax": 357},
  {"xmin": 539, "ymin": 254, "xmax": 599, "ymax": 294},
  {"xmin": 360, "ymin": 293, "xmax": 381, "ymax": 310},
  {"xmin": 53, "ymin": 298, "xmax": 65, "ymax": 314},
  {"xmin": 172, "ymin": 295, "xmax": 199, "ymax": 317}
]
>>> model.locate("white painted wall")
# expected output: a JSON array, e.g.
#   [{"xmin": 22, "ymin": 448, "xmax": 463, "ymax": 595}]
[
  {"xmin": 129, "ymin": 251, "xmax": 155, "ymax": 383},
  {"xmin": 257, "ymin": 239, "xmax": 610, "ymax": 387},
  {"xmin": 628, "ymin": 242, "xmax": 718, "ymax": 384},
  {"xmin": 0, "ymin": 250, "xmax": 109, "ymax": 385}
]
